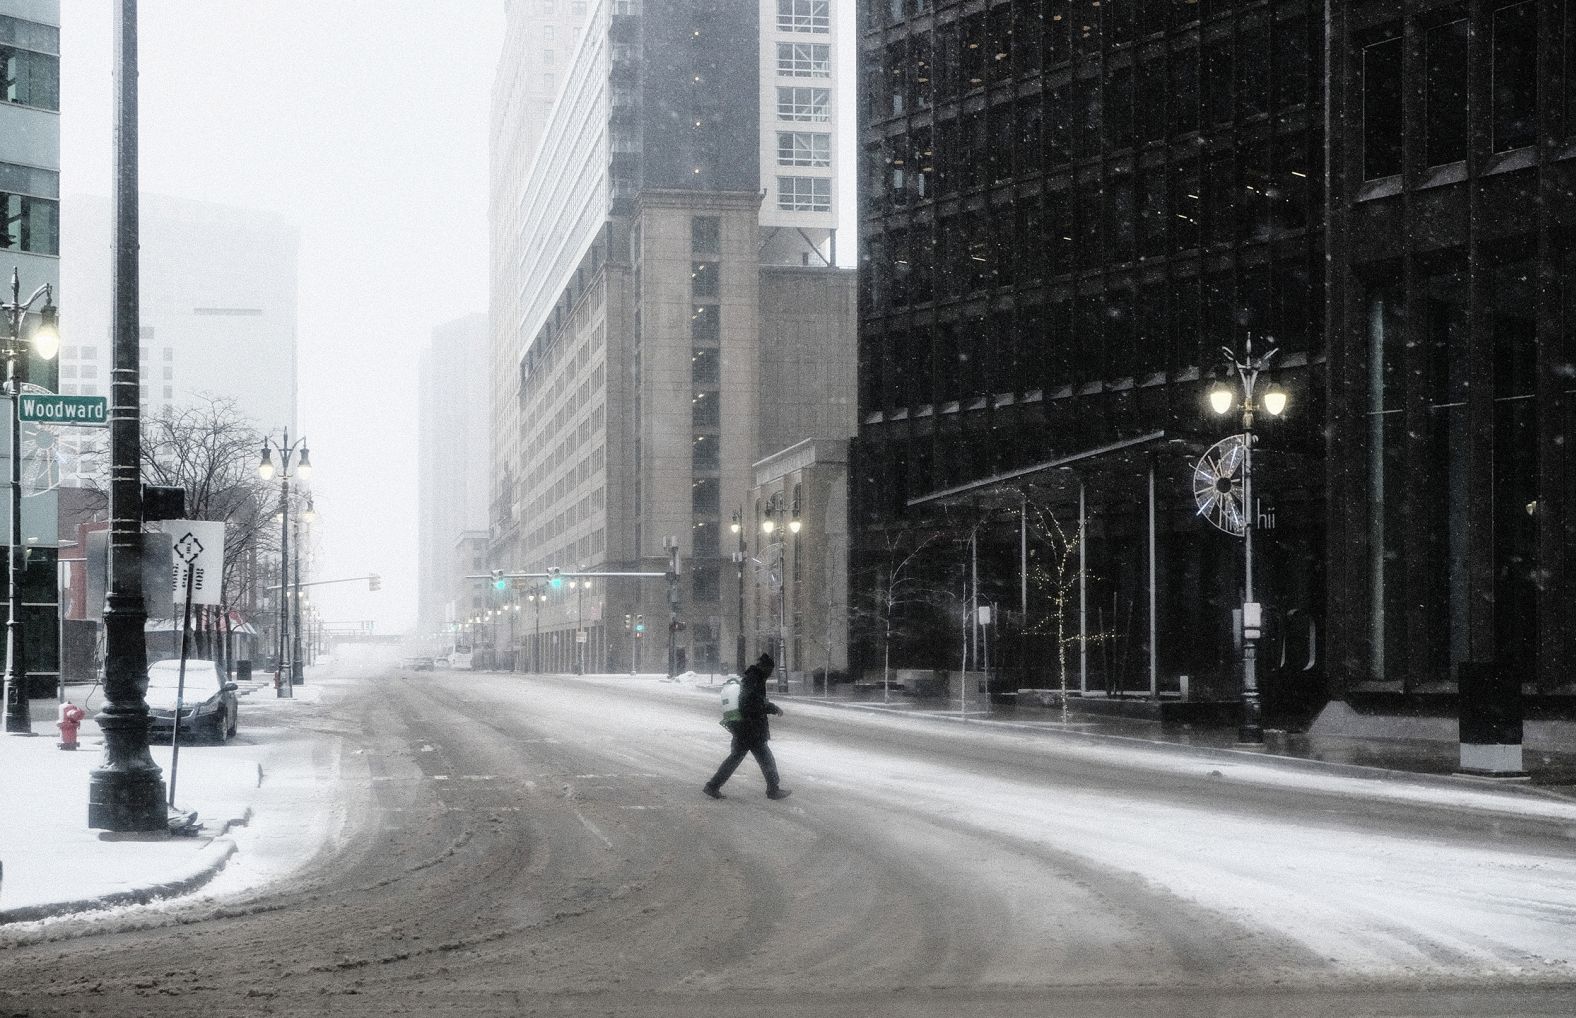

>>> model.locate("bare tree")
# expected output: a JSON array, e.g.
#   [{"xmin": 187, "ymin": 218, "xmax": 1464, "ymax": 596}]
[
  {"xmin": 859, "ymin": 527, "xmax": 944, "ymax": 702},
  {"xmin": 1022, "ymin": 497, "xmax": 1111, "ymax": 725},
  {"xmin": 137, "ymin": 396, "xmax": 278, "ymax": 662}
]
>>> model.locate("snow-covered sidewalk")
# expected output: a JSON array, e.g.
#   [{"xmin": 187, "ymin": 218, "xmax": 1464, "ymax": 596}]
[{"xmin": 0, "ymin": 670, "xmax": 327, "ymax": 924}]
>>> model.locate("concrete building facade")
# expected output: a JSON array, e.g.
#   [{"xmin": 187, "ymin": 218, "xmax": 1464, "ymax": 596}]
[{"xmin": 490, "ymin": 0, "xmax": 857, "ymax": 676}]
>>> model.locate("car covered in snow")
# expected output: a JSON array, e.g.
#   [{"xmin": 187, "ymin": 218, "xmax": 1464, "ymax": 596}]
[{"xmin": 143, "ymin": 658, "xmax": 239, "ymax": 743}]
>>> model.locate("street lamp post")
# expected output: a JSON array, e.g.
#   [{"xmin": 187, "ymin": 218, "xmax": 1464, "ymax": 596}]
[
  {"xmin": 1208, "ymin": 334, "xmax": 1288, "ymax": 746},
  {"xmin": 759, "ymin": 495, "xmax": 800, "ymax": 692},
  {"xmin": 570, "ymin": 577, "xmax": 589, "ymax": 675},
  {"xmin": 730, "ymin": 508, "xmax": 747, "ymax": 676},
  {"xmin": 258, "ymin": 429, "xmax": 311, "ymax": 693},
  {"xmin": 2, "ymin": 268, "xmax": 60, "ymax": 735}
]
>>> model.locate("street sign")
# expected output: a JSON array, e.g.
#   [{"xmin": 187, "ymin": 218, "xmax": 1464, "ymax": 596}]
[
  {"xmin": 17, "ymin": 393, "xmax": 109, "ymax": 427},
  {"xmin": 576, "ymin": 629, "xmax": 587, "ymax": 643},
  {"xmin": 159, "ymin": 520, "xmax": 227, "ymax": 606}
]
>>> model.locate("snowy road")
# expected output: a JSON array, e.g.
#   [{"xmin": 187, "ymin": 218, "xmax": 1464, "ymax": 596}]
[{"xmin": 3, "ymin": 661, "xmax": 1575, "ymax": 1016}]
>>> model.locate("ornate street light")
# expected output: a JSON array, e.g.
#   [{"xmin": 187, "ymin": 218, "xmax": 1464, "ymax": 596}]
[
  {"xmin": 1207, "ymin": 333, "xmax": 1288, "ymax": 745},
  {"xmin": 258, "ymin": 430, "xmax": 312, "ymax": 693},
  {"xmin": 2, "ymin": 268, "xmax": 60, "ymax": 735}
]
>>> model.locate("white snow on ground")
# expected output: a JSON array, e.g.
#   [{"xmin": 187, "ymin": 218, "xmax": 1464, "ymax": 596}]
[
  {"xmin": 580, "ymin": 673, "xmax": 1576, "ymax": 980},
  {"xmin": 7, "ymin": 660, "xmax": 1576, "ymax": 986}
]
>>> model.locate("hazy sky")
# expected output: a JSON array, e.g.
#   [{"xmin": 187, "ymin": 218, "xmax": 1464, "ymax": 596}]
[{"xmin": 60, "ymin": 2, "xmax": 505, "ymax": 634}]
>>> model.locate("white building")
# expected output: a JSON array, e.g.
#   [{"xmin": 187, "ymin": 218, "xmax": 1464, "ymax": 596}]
[
  {"xmin": 59, "ymin": 194, "xmax": 298, "ymax": 444},
  {"xmin": 416, "ymin": 314, "xmax": 490, "ymax": 641},
  {"xmin": 757, "ymin": 0, "xmax": 842, "ymax": 267}
]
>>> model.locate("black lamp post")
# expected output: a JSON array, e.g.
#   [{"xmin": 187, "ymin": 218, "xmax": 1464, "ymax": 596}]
[
  {"xmin": 89, "ymin": 0, "xmax": 168, "ymax": 831},
  {"xmin": 2, "ymin": 268, "xmax": 60, "ymax": 735},
  {"xmin": 760, "ymin": 494, "xmax": 800, "ymax": 690},
  {"xmin": 258, "ymin": 429, "xmax": 311, "ymax": 692},
  {"xmin": 1207, "ymin": 334, "xmax": 1288, "ymax": 746},
  {"xmin": 527, "ymin": 585, "xmax": 543, "ymax": 672},
  {"xmin": 730, "ymin": 508, "xmax": 746, "ymax": 676}
]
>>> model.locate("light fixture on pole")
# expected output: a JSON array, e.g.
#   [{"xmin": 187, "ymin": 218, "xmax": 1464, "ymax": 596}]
[
  {"xmin": 258, "ymin": 429, "xmax": 312, "ymax": 693},
  {"xmin": 730, "ymin": 508, "xmax": 747, "ymax": 676},
  {"xmin": 1207, "ymin": 333, "xmax": 1287, "ymax": 746},
  {"xmin": 3, "ymin": 268, "xmax": 60, "ymax": 735}
]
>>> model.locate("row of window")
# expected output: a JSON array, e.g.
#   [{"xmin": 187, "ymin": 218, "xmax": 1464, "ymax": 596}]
[
  {"xmin": 867, "ymin": 18, "xmax": 1316, "ymax": 134},
  {"xmin": 778, "ymin": 175, "xmax": 831, "ymax": 212},
  {"xmin": 860, "ymin": 259, "xmax": 1320, "ymax": 411},
  {"xmin": 1360, "ymin": 3, "xmax": 1557, "ymax": 179},
  {"xmin": 777, "ymin": 131, "xmax": 830, "ymax": 167},
  {"xmin": 777, "ymin": 86, "xmax": 830, "ymax": 122},
  {"xmin": 0, "ymin": 192, "xmax": 57, "ymax": 256},
  {"xmin": 777, "ymin": 0, "xmax": 830, "ymax": 35},
  {"xmin": 778, "ymin": 42, "xmax": 830, "ymax": 78},
  {"xmin": 2, "ymin": 14, "xmax": 59, "ymax": 112}
]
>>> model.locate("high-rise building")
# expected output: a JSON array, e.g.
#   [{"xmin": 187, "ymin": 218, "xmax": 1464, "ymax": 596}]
[
  {"xmin": 60, "ymin": 194, "xmax": 298, "ymax": 440},
  {"xmin": 1324, "ymin": 0, "xmax": 1576, "ymax": 744},
  {"xmin": 1, "ymin": 0, "xmax": 61, "ymax": 699},
  {"xmin": 490, "ymin": 0, "xmax": 856, "ymax": 675},
  {"xmin": 855, "ymin": 1, "xmax": 1326, "ymax": 714},
  {"xmin": 417, "ymin": 314, "xmax": 490, "ymax": 643}
]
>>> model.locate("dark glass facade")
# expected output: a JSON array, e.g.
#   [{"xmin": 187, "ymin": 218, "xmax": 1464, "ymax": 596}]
[
  {"xmin": 855, "ymin": 0, "xmax": 1327, "ymax": 714},
  {"xmin": 1327, "ymin": 0, "xmax": 1576, "ymax": 702}
]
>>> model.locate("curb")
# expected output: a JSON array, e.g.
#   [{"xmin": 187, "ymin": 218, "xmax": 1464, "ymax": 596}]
[
  {"xmin": 776, "ymin": 693, "xmax": 1576, "ymax": 805},
  {"xmin": 0, "ymin": 834, "xmax": 239, "ymax": 925}
]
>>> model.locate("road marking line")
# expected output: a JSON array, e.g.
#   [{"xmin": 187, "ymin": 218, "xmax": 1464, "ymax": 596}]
[{"xmin": 574, "ymin": 810, "xmax": 613, "ymax": 850}]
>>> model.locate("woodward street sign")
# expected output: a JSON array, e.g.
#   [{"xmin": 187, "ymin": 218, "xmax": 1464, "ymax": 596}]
[{"xmin": 17, "ymin": 393, "xmax": 109, "ymax": 427}]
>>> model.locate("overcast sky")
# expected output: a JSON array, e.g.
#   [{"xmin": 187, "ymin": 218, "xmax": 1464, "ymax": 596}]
[{"xmin": 60, "ymin": 2, "xmax": 505, "ymax": 635}]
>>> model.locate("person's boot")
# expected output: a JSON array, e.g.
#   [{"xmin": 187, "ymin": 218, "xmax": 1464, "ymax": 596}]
[
  {"xmin": 703, "ymin": 784, "xmax": 724, "ymax": 799},
  {"xmin": 766, "ymin": 788, "xmax": 792, "ymax": 800}
]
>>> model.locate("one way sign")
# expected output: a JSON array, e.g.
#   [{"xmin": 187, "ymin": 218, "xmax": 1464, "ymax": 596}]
[{"xmin": 159, "ymin": 520, "xmax": 227, "ymax": 606}]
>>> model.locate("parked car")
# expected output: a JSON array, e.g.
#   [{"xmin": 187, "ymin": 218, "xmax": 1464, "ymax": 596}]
[
  {"xmin": 407, "ymin": 656, "xmax": 435, "ymax": 671},
  {"xmin": 144, "ymin": 659, "xmax": 239, "ymax": 743}
]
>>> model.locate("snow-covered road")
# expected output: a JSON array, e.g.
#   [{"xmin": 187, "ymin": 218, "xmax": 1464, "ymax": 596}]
[{"xmin": 2, "ymin": 661, "xmax": 1573, "ymax": 1017}]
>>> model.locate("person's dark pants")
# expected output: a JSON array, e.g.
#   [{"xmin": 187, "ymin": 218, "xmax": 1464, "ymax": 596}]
[{"xmin": 706, "ymin": 733, "xmax": 780, "ymax": 793}]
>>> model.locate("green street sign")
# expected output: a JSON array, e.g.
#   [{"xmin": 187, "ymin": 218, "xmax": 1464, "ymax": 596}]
[{"xmin": 17, "ymin": 393, "xmax": 109, "ymax": 427}]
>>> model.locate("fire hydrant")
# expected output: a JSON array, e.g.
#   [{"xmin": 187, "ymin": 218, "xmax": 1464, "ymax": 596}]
[{"xmin": 57, "ymin": 702, "xmax": 86, "ymax": 751}]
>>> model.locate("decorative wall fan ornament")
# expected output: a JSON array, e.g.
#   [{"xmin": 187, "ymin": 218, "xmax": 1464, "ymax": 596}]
[{"xmin": 1193, "ymin": 433, "xmax": 1249, "ymax": 537}]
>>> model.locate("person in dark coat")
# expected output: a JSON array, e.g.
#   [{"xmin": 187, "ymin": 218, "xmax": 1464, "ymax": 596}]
[{"xmin": 704, "ymin": 653, "xmax": 790, "ymax": 800}]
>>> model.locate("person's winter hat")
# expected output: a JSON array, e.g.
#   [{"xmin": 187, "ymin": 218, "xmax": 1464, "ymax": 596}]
[{"xmin": 756, "ymin": 653, "xmax": 775, "ymax": 673}]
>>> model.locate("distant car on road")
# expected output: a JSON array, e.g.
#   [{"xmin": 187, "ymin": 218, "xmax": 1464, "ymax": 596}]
[
  {"xmin": 407, "ymin": 656, "xmax": 435, "ymax": 671},
  {"xmin": 144, "ymin": 658, "xmax": 239, "ymax": 743}
]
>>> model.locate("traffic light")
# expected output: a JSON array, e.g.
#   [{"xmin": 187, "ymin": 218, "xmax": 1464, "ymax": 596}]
[
  {"xmin": 368, "ymin": 573, "xmax": 382, "ymax": 592},
  {"xmin": 548, "ymin": 566, "xmax": 563, "ymax": 590},
  {"xmin": 634, "ymin": 614, "xmax": 645, "ymax": 633},
  {"xmin": 670, "ymin": 619, "xmax": 686, "ymax": 633},
  {"xmin": 624, "ymin": 613, "xmax": 632, "ymax": 631},
  {"xmin": 491, "ymin": 569, "xmax": 507, "ymax": 592}
]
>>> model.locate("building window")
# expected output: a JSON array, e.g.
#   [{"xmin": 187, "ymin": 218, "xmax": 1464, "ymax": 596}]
[
  {"xmin": 777, "ymin": 42, "xmax": 831, "ymax": 78},
  {"xmin": 777, "ymin": 0, "xmax": 831, "ymax": 33},
  {"xmin": 692, "ymin": 348, "xmax": 719, "ymax": 384},
  {"xmin": 691, "ymin": 215, "xmax": 719, "ymax": 254},
  {"xmin": 1, "ymin": 45, "xmax": 58, "ymax": 111},
  {"xmin": 692, "ymin": 435, "xmax": 719, "ymax": 471},
  {"xmin": 691, "ymin": 304, "xmax": 720, "ymax": 342},
  {"xmin": 692, "ymin": 478, "xmax": 719, "ymax": 514},
  {"xmin": 1425, "ymin": 20, "xmax": 1469, "ymax": 166},
  {"xmin": 777, "ymin": 86, "xmax": 831, "ymax": 122},
  {"xmin": 1491, "ymin": 2, "xmax": 1537, "ymax": 152},
  {"xmin": 692, "ymin": 390, "xmax": 720, "ymax": 427},
  {"xmin": 777, "ymin": 175, "xmax": 831, "ymax": 212},
  {"xmin": 776, "ymin": 131, "xmax": 831, "ymax": 167},
  {"xmin": 691, "ymin": 261, "xmax": 719, "ymax": 298},
  {"xmin": 1362, "ymin": 35, "xmax": 1404, "ymax": 180},
  {"xmin": 0, "ymin": 191, "xmax": 58, "ymax": 255},
  {"xmin": 571, "ymin": 1, "xmax": 587, "ymax": 15}
]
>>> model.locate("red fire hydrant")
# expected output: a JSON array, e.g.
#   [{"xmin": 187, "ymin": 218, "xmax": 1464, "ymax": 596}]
[{"xmin": 57, "ymin": 702, "xmax": 86, "ymax": 751}]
